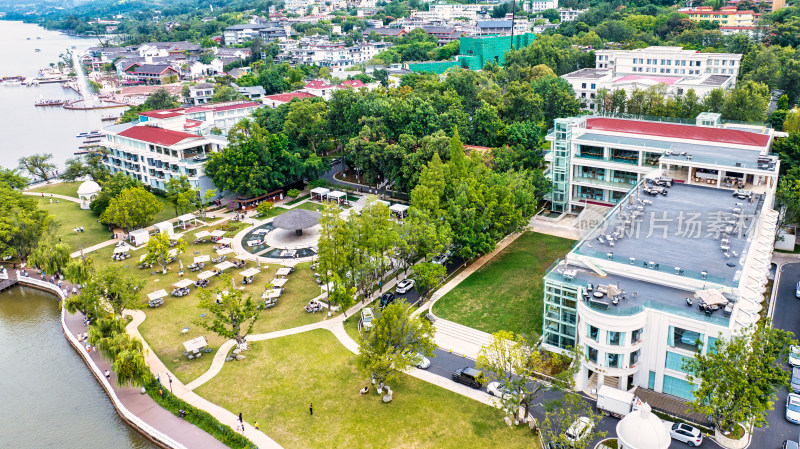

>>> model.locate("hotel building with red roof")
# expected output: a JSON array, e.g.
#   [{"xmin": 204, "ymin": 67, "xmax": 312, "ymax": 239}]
[{"xmin": 545, "ymin": 113, "xmax": 779, "ymax": 214}]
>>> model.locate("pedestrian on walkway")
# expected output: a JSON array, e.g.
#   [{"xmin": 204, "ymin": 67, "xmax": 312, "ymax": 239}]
[
  {"xmin": 238, "ymin": 412, "xmax": 243, "ymax": 424},
  {"xmin": 156, "ymin": 373, "xmax": 160, "ymax": 384},
  {"xmin": 104, "ymin": 370, "xmax": 111, "ymax": 380},
  {"xmin": 309, "ymin": 402, "xmax": 313, "ymax": 416},
  {"xmin": 254, "ymin": 422, "xmax": 259, "ymax": 431}
]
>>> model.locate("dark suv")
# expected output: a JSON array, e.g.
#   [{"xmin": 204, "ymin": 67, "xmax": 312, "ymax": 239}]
[
  {"xmin": 452, "ymin": 367, "xmax": 483, "ymax": 389},
  {"xmin": 378, "ymin": 292, "xmax": 395, "ymax": 310}
]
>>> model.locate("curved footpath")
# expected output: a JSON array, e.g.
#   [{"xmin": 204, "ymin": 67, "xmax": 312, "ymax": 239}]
[{"xmin": 14, "ymin": 275, "xmax": 225, "ymax": 449}]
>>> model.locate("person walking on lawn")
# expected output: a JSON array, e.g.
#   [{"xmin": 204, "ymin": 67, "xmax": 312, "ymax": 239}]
[{"xmin": 309, "ymin": 403, "xmax": 313, "ymax": 416}]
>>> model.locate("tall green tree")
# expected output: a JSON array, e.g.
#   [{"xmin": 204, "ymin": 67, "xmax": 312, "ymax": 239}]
[
  {"xmin": 100, "ymin": 186, "xmax": 162, "ymax": 232},
  {"xmin": 541, "ymin": 393, "xmax": 606, "ymax": 449},
  {"xmin": 356, "ymin": 302, "xmax": 436, "ymax": 391},
  {"xmin": 683, "ymin": 320, "xmax": 796, "ymax": 433},
  {"xmin": 196, "ymin": 274, "xmax": 259, "ymax": 345},
  {"xmin": 143, "ymin": 233, "xmax": 187, "ymax": 274},
  {"xmin": 28, "ymin": 237, "xmax": 71, "ymax": 276},
  {"xmin": 0, "ymin": 185, "xmax": 53, "ymax": 261},
  {"xmin": 477, "ymin": 331, "xmax": 579, "ymax": 421},
  {"xmin": 0, "ymin": 168, "xmax": 29, "ymax": 190},
  {"xmin": 204, "ymin": 120, "xmax": 324, "ymax": 197},
  {"xmin": 76, "ymin": 265, "xmax": 145, "ymax": 317},
  {"xmin": 18, "ymin": 153, "xmax": 57, "ymax": 181},
  {"xmin": 411, "ymin": 262, "xmax": 446, "ymax": 303},
  {"xmin": 283, "ymin": 99, "xmax": 329, "ymax": 155},
  {"xmin": 165, "ymin": 175, "xmax": 198, "ymax": 217},
  {"xmin": 721, "ymin": 80, "xmax": 770, "ymax": 122}
]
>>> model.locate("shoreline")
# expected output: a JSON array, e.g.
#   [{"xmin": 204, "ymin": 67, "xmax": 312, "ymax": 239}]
[{"xmin": 13, "ymin": 277, "xmax": 191, "ymax": 449}]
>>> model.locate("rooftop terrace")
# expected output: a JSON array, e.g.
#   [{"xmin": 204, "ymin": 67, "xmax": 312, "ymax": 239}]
[{"xmin": 574, "ymin": 182, "xmax": 764, "ymax": 287}]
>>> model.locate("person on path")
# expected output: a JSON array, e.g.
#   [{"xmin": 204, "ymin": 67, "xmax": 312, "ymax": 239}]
[
  {"xmin": 254, "ymin": 422, "xmax": 259, "ymax": 431},
  {"xmin": 104, "ymin": 370, "xmax": 111, "ymax": 380},
  {"xmin": 238, "ymin": 412, "xmax": 243, "ymax": 423},
  {"xmin": 309, "ymin": 403, "xmax": 313, "ymax": 416}
]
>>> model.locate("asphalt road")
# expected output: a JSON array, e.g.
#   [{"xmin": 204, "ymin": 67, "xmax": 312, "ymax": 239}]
[{"xmin": 760, "ymin": 261, "xmax": 800, "ymax": 448}]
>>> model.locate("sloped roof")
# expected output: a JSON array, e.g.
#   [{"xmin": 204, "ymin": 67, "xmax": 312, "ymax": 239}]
[
  {"xmin": 263, "ymin": 91, "xmax": 316, "ymax": 103},
  {"xmin": 304, "ymin": 79, "xmax": 334, "ymax": 89},
  {"xmin": 117, "ymin": 126, "xmax": 200, "ymax": 146}
]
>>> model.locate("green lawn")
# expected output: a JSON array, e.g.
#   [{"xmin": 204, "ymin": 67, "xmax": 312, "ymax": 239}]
[
  {"xmin": 256, "ymin": 206, "xmax": 291, "ymax": 220},
  {"xmin": 293, "ymin": 201, "xmax": 325, "ymax": 212},
  {"xmin": 27, "ymin": 182, "xmax": 82, "ymax": 198},
  {"xmin": 195, "ymin": 330, "xmax": 539, "ymax": 449},
  {"xmin": 433, "ymin": 231, "xmax": 575, "ymax": 336},
  {"xmin": 152, "ymin": 196, "xmax": 182, "ymax": 225},
  {"xmin": 286, "ymin": 194, "xmax": 310, "ymax": 205},
  {"xmin": 87, "ymin": 221, "xmax": 326, "ymax": 383},
  {"xmin": 37, "ymin": 198, "xmax": 110, "ymax": 252}
]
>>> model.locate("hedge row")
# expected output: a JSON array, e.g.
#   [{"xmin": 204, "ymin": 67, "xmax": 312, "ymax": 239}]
[{"xmin": 144, "ymin": 378, "xmax": 257, "ymax": 449}]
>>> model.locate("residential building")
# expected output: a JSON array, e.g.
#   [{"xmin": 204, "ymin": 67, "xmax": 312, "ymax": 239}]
[
  {"xmin": 474, "ymin": 19, "xmax": 531, "ymax": 36},
  {"xmin": 223, "ymin": 24, "xmax": 290, "ymax": 46},
  {"xmin": 130, "ymin": 64, "xmax": 180, "ymax": 84},
  {"xmin": 594, "ymin": 46, "xmax": 742, "ymax": 80},
  {"xmin": 182, "ymin": 101, "xmax": 262, "ymax": 134},
  {"xmin": 406, "ymin": 33, "xmax": 537, "ymax": 73},
  {"xmin": 234, "ymin": 84, "xmax": 266, "ymax": 101},
  {"xmin": 426, "ymin": 3, "xmax": 489, "ymax": 21},
  {"xmin": 299, "ymin": 79, "xmax": 337, "ymax": 100},
  {"xmin": 363, "ymin": 27, "xmax": 408, "ymax": 39},
  {"xmin": 262, "ymin": 91, "xmax": 316, "ymax": 108},
  {"xmin": 719, "ymin": 25, "xmax": 764, "ymax": 40},
  {"xmin": 526, "ymin": 0, "xmax": 558, "ymax": 12},
  {"xmin": 187, "ymin": 83, "xmax": 215, "ymax": 105},
  {"xmin": 559, "ymin": 8, "xmax": 586, "ymax": 22},
  {"xmin": 542, "ymin": 113, "xmax": 778, "ymax": 399},
  {"xmin": 684, "ymin": 6, "xmax": 757, "ymax": 27},
  {"xmin": 101, "ymin": 122, "xmax": 227, "ymax": 195},
  {"xmin": 421, "ymin": 26, "xmax": 464, "ymax": 46}
]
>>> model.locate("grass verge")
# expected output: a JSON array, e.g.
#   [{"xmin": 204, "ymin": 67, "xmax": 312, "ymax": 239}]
[
  {"xmin": 195, "ymin": 329, "xmax": 540, "ymax": 449},
  {"xmin": 27, "ymin": 182, "xmax": 82, "ymax": 197},
  {"xmin": 433, "ymin": 231, "xmax": 574, "ymax": 335}
]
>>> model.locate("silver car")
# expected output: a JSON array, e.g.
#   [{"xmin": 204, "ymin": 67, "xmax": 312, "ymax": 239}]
[
  {"xmin": 665, "ymin": 422, "xmax": 703, "ymax": 447},
  {"xmin": 787, "ymin": 393, "xmax": 800, "ymax": 424},
  {"xmin": 395, "ymin": 279, "xmax": 416, "ymax": 294}
]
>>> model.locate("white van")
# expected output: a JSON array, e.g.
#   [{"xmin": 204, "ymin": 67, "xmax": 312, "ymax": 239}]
[{"xmin": 361, "ymin": 307, "xmax": 375, "ymax": 331}]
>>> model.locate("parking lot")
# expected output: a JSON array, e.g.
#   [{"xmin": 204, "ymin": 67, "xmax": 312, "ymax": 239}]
[{"xmin": 758, "ymin": 261, "xmax": 800, "ymax": 448}]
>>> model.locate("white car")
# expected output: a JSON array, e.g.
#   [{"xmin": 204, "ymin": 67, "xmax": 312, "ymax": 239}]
[
  {"xmin": 396, "ymin": 279, "xmax": 416, "ymax": 294},
  {"xmin": 564, "ymin": 416, "xmax": 594, "ymax": 443},
  {"xmin": 412, "ymin": 353, "xmax": 431, "ymax": 369},
  {"xmin": 796, "ymin": 281, "xmax": 800, "ymax": 299},
  {"xmin": 790, "ymin": 346, "xmax": 800, "ymax": 367},
  {"xmin": 361, "ymin": 307, "xmax": 374, "ymax": 331},
  {"xmin": 788, "ymin": 393, "xmax": 800, "ymax": 424},
  {"xmin": 486, "ymin": 381, "xmax": 514, "ymax": 400},
  {"xmin": 665, "ymin": 422, "xmax": 704, "ymax": 447}
]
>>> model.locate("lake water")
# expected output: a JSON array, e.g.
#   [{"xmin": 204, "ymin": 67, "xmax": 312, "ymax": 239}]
[
  {"xmin": 0, "ymin": 286, "xmax": 155, "ymax": 448},
  {"xmin": 0, "ymin": 20, "xmax": 113, "ymax": 170}
]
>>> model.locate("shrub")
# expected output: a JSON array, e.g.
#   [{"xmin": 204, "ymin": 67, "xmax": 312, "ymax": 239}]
[
  {"xmin": 145, "ymin": 378, "xmax": 257, "ymax": 449},
  {"xmin": 308, "ymin": 179, "xmax": 329, "ymax": 189},
  {"xmin": 286, "ymin": 188, "xmax": 301, "ymax": 198}
]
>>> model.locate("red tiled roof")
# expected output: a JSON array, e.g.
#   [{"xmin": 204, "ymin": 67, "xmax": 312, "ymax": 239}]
[
  {"xmin": 184, "ymin": 119, "xmax": 203, "ymax": 128},
  {"xmin": 304, "ymin": 80, "xmax": 334, "ymax": 89},
  {"xmin": 263, "ymin": 92, "xmax": 316, "ymax": 103},
  {"xmin": 585, "ymin": 117, "xmax": 770, "ymax": 147},
  {"xmin": 139, "ymin": 108, "xmax": 185, "ymax": 119},
  {"xmin": 117, "ymin": 125, "xmax": 199, "ymax": 146},
  {"xmin": 338, "ymin": 79, "xmax": 366, "ymax": 88}
]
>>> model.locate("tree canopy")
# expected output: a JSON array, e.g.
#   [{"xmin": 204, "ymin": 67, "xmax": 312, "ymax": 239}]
[{"xmin": 100, "ymin": 186, "xmax": 162, "ymax": 232}]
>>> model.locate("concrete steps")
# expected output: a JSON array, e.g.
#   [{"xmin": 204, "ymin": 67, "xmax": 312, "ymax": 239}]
[{"xmin": 434, "ymin": 318, "xmax": 493, "ymax": 348}]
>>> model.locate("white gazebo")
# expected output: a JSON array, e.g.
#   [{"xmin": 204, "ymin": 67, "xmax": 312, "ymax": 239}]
[
  {"xmin": 328, "ymin": 191, "xmax": 346, "ymax": 204},
  {"xmin": 177, "ymin": 213, "xmax": 197, "ymax": 229},
  {"xmin": 154, "ymin": 221, "xmax": 174, "ymax": 236},
  {"xmin": 77, "ymin": 179, "xmax": 102, "ymax": 210},
  {"xmin": 616, "ymin": 403, "xmax": 671, "ymax": 449},
  {"xmin": 310, "ymin": 187, "xmax": 330, "ymax": 201},
  {"xmin": 129, "ymin": 229, "xmax": 150, "ymax": 246},
  {"xmin": 389, "ymin": 203, "xmax": 409, "ymax": 219}
]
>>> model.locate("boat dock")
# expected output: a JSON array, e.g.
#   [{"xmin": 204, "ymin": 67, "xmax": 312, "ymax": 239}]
[{"xmin": 0, "ymin": 278, "xmax": 18, "ymax": 293}]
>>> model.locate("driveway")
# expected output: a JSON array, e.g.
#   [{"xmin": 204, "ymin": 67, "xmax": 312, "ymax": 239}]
[
  {"xmin": 760, "ymin": 261, "xmax": 800, "ymax": 448},
  {"xmin": 423, "ymin": 348, "xmax": 711, "ymax": 448}
]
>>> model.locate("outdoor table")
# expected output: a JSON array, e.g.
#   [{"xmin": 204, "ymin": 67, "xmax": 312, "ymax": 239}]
[
  {"xmin": 216, "ymin": 247, "xmax": 235, "ymax": 256},
  {"xmin": 271, "ymin": 277, "xmax": 288, "ymax": 288},
  {"xmin": 183, "ymin": 336, "xmax": 208, "ymax": 353},
  {"xmin": 147, "ymin": 290, "xmax": 168, "ymax": 301},
  {"xmin": 240, "ymin": 268, "xmax": 260, "ymax": 277},
  {"xmin": 173, "ymin": 279, "xmax": 194, "ymax": 288},
  {"xmin": 197, "ymin": 270, "xmax": 215, "ymax": 280},
  {"xmin": 215, "ymin": 261, "xmax": 235, "ymax": 271}
]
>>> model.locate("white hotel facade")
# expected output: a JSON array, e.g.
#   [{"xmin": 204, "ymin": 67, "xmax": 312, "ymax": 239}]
[{"xmin": 542, "ymin": 114, "xmax": 780, "ymax": 399}]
